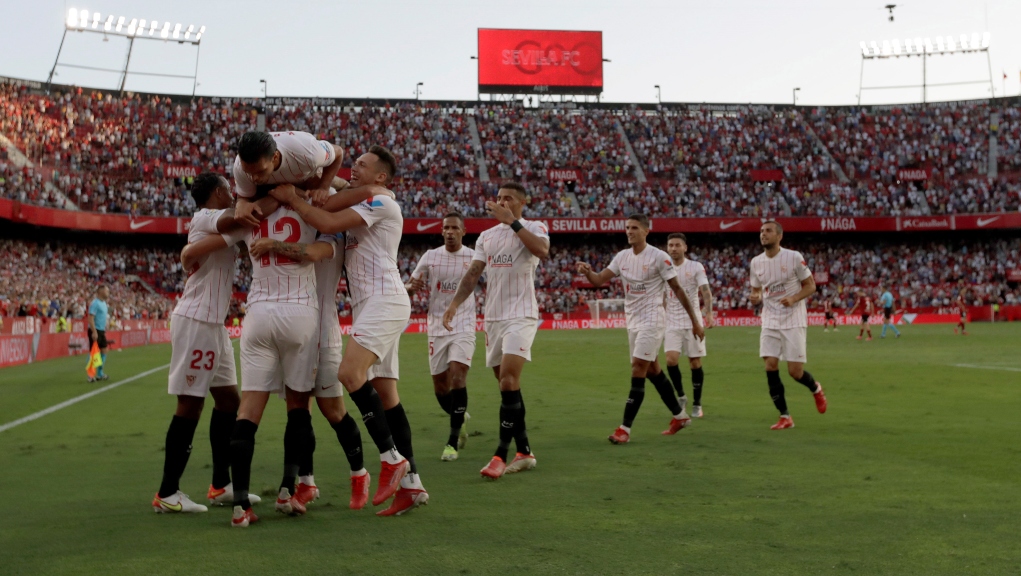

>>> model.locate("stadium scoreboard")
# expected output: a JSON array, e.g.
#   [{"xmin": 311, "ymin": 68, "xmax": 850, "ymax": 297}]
[{"xmin": 477, "ymin": 29, "xmax": 603, "ymax": 95}]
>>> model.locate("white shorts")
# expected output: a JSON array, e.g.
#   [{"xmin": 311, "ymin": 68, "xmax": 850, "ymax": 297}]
[
  {"xmin": 664, "ymin": 327, "xmax": 707, "ymax": 359},
  {"xmin": 314, "ymin": 345, "xmax": 344, "ymax": 398},
  {"xmin": 240, "ymin": 304, "xmax": 319, "ymax": 393},
  {"xmin": 353, "ymin": 295, "xmax": 411, "ymax": 381},
  {"xmin": 484, "ymin": 317, "xmax": 538, "ymax": 368},
  {"xmin": 428, "ymin": 332, "xmax": 477, "ymax": 376},
  {"xmin": 168, "ymin": 315, "xmax": 237, "ymax": 397},
  {"xmin": 760, "ymin": 327, "xmax": 807, "ymax": 363},
  {"xmin": 628, "ymin": 326, "xmax": 665, "ymax": 362}
]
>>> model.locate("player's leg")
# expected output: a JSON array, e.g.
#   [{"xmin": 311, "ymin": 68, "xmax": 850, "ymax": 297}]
[
  {"xmin": 154, "ymin": 395, "xmax": 206, "ymax": 512},
  {"xmin": 689, "ymin": 356, "xmax": 705, "ymax": 417},
  {"xmin": 317, "ymin": 394, "xmax": 369, "ymax": 509},
  {"xmin": 206, "ymin": 325, "xmax": 241, "ymax": 504},
  {"xmin": 431, "ymin": 336, "xmax": 454, "ymax": 414},
  {"xmin": 857, "ymin": 318, "xmax": 865, "ymax": 340},
  {"xmin": 445, "ymin": 361, "xmax": 470, "ymax": 455},
  {"xmin": 649, "ymin": 357, "xmax": 690, "ymax": 435},
  {"xmin": 494, "ymin": 352, "xmax": 537, "ymax": 475},
  {"xmin": 277, "ymin": 385, "xmax": 315, "ymax": 516},
  {"xmin": 610, "ymin": 330, "xmax": 647, "ymax": 444},
  {"xmin": 97, "ymin": 331, "xmax": 109, "ymax": 379},
  {"xmin": 373, "ymin": 374, "xmax": 429, "ymax": 515},
  {"xmin": 663, "ymin": 329, "xmax": 686, "ymax": 402},
  {"xmin": 784, "ymin": 327, "xmax": 826, "ymax": 414},
  {"xmin": 761, "ymin": 328, "xmax": 793, "ymax": 429}
]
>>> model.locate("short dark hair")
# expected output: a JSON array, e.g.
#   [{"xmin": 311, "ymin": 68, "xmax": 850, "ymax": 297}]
[
  {"xmin": 237, "ymin": 131, "xmax": 277, "ymax": 163},
  {"xmin": 443, "ymin": 211, "xmax": 465, "ymax": 223},
  {"xmin": 667, "ymin": 232, "xmax": 687, "ymax": 243},
  {"xmin": 190, "ymin": 172, "xmax": 226, "ymax": 206},
  {"xmin": 499, "ymin": 182, "xmax": 527, "ymax": 199},
  {"xmin": 763, "ymin": 220, "xmax": 783, "ymax": 234},
  {"xmin": 368, "ymin": 145, "xmax": 397, "ymax": 184},
  {"xmin": 627, "ymin": 213, "xmax": 650, "ymax": 229}
]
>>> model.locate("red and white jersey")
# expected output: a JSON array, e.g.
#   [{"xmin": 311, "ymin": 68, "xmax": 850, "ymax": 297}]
[
  {"xmin": 314, "ymin": 235, "xmax": 344, "ymax": 348},
  {"xmin": 245, "ymin": 206, "xmax": 319, "ymax": 308},
  {"xmin": 173, "ymin": 208, "xmax": 248, "ymax": 324},
  {"xmin": 749, "ymin": 248, "xmax": 812, "ymax": 329},
  {"xmin": 473, "ymin": 219, "xmax": 550, "ymax": 321},
  {"xmin": 344, "ymin": 194, "xmax": 407, "ymax": 306},
  {"xmin": 607, "ymin": 245, "xmax": 677, "ymax": 331},
  {"xmin": 411, "ymin": 246, "xmax": 476, "ymax": 336},
  {"xmin": 666, "ymin": 258, "xmax": 708, "ymax": 330},
  {"xmin": 232, "ymin": 131, "xmax": 337, "ymax": 198}
]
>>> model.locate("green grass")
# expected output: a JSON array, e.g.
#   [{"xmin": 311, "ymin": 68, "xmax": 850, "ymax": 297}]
[{"xmin": 1, "ymin": 324, "xmax": 1020, "ymax": 575}]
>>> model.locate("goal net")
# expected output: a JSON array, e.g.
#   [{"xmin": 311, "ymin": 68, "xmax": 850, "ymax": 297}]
[{"xmin": 587, "ymin": 298, "xmax": 625, "ymax": 329}]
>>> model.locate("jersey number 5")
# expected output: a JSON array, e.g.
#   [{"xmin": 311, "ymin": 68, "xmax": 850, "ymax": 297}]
[{"xmin": 257, "ymin": 217, "xmax": 302, "ymax": 266}]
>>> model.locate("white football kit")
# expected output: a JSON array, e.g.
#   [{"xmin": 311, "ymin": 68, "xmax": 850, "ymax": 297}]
[
  {"xmin": 344, "ymin": 194, "xmax": 411, "ymax": 380},
  {"xmin": 473, "ymin": 219, "xmax": 549, "ymax": 368},
  {"xmin": 607, "ymin": 245, "xmax": 677, "ymax": 361},
  {"xmin": 411, "ymin": 246, "xmax": 477, "ymax": 375},
  {"xmin": 665, "ymin": 258, "xmax": 708, "ymax": 359},
  {"xmin": 312, "ymin": 235, "xmax": 345, "ymax": 398},
  {"xmin": 240, "ymin": 206, "xmax": 321, "ymax": 393},
  {"xmin": 749, "ymin": 248, "xmax": 812, "ymax": 362},
  {"xmin": 168, "ymin": 208, "xmax": 248, "ymax": 397},
  {"xmin": 232, "ymin": 131, "xmax": 337, "ymax": 198}
]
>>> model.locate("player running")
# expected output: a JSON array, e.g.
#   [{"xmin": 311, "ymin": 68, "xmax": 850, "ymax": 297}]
[
  {"xmin": 954, "ymin": 289, "xmax": 969, "ymax": 335},
  {"xmin": 443, "ymin": 182, "xmax": 548, "ymax": 480},
  {"xmin": 662, "ymin": 233, "xmax": 713, "ymax": 418},
  {"xmin": 269, "ymin": 146, "xmax": 426, "ymax": 516},
  {"xmin": 576, "ymin": 215, "xmax": 705, "ymax": 444},
  {"xmin": 406, "ymin": 212, "xmax": 476, "ymax": 462},
  {"xmin": 749, "ymin": 221, "xmax": 828, "ymax": 430},
  {"xmin": 879, "ymin": 286, "xmax": 901, "ymax": 338},
  {"xmin": 823, "ymin": 298, "xmax": 838, "ymax": 332},
  {"xmin": 848, "ymin": 291, "xmax": 874, "ymax": 341},
  {"xmin": 152, "ymin": 172, "xmax": 265, "ymax": 514}
]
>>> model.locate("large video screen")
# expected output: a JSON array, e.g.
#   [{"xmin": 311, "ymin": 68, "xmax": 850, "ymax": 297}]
[{"xmin": 478, "ymin": 29, "xmax": 603, "ymax": 95}]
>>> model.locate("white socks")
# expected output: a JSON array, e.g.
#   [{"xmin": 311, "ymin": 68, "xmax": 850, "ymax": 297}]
[
  {"xmin": 380, "ymin": 448, "xmax": 404, "ymax": 465},
  {"xmin": 299, "ymin": 475, "xmax": 314, "ymax": 486}
]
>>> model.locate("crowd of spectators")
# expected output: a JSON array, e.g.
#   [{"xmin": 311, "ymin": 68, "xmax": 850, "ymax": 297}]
[{"xmin": 1, "ymin": 81, "xmax": 1019, "ymax": 220}]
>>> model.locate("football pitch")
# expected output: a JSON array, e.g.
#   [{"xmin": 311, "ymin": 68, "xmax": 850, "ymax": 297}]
[{"xmin": 1, "ymin": 325, "xmax": 1019, "ymax": 575}]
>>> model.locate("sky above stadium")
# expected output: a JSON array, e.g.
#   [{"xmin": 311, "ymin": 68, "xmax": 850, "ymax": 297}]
[{"xmin": 3, "ymin": 0, "xmax": 1019, "ymax": 105}]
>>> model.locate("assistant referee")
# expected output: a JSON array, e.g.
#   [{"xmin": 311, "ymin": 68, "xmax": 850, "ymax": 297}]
[{"xmin": 88, "ymin": 285, "xmax": 111, "ymax": 382}]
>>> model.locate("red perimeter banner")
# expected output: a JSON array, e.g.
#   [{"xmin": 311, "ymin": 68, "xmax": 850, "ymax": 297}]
[
  {"xmin": 3, "ymin": 199, "xmax": 1021, "ymax": 236},
  {"xmin": 478, "ymin": 29, "xmax": 603, "ymax": 95}
]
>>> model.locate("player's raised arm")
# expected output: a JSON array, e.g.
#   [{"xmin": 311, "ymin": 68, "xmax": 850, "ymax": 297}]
[
  {"xmin": 443, "ymin": 260, "xmax": 485, "ymax": 331},
  {"xmin": 301, "ymin": 143, "xmax": 345, "ymax": 196},
  {"xmin": 667, "ymin": 276, "xmax": 705, "ymax": 340},
  {"xmin": 575, "ymin": 261, "xmax": 616, "ymax": 287},
  {"xmin": 320, "ymin": 184, "xmax": 394, "ymax": 213},
  {"xmin": 181, "ymin": 235, "xmax": 230, "ymax": 270},
  {"xmin": 269, "ymin": 184, "xmax": 367, "ymax": 234},
  {"xmin": 486, "ymin": 200, "xmax": 549, "ymax": 260},
  {"xmin": 215, "ymin": 195, "xmax": 279, "ymax": 233}
]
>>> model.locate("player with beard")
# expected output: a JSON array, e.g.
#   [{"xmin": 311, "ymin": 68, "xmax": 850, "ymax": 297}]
[
  {"xmin": 576, "ymin": 215, "xmax": 705, "ymax": 444},
  {"xmin": 406, "ymin": 212, "xmax": 476, "ymax": 462},
  {"xmin": 749, "ymin": 221, "xmax": 828, "ymax": 430},
  {"xmin": 269, "ymin": 146, "xmax": 426, "ymax": 516}
]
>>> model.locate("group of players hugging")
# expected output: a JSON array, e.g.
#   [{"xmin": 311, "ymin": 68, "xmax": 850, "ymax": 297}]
[{"xmin": 150, "ymin": 130, "xmax": 827, "ymax": 527}]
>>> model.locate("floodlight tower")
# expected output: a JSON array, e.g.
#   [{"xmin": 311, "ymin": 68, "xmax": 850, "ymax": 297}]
[
  {"xmin": 857, "ymin": 32, "xmax": 993, "ymax": 104},
  {"xmin": 48, "ymin": 8, "xmax": 206, "ymax": 96}
]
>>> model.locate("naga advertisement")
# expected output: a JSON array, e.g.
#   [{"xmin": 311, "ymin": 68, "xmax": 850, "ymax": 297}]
[{"xmin": 478, "ymin": 29, "xmax": 603, "ymax": 94}]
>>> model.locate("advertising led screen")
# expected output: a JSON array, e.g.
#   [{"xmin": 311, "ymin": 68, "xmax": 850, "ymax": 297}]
[{"xmin": 478, "ymin": 29, "xmax": 603, "ymax": 94}]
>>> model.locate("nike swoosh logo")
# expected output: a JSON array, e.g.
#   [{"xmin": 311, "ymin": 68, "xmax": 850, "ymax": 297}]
[
  {"xmin": 322, "ymin": 384, "xmax": 335, "ymax": 390},
  {"xmin": 157, "ymin": 499, "xmax": 182, "ymax": 512},
  {"xmin": 129, "ymin": 220, "xmax": 154, "ymax": 230},
  {"xmin": 976, "ymin": 216, "xmax": 1000, "ymax": 227},
  {"xmin": 719, "ymin": 221, "xmax": 742, "ymax": 230},
  {"xmin": 416, "ymin": 222, "xmax": 441, "ymax": 231}
]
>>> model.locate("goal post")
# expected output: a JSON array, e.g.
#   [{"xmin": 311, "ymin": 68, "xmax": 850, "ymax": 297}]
[{"xmin": 587, "ymin": 298, "xmax": 625, "ymax": 329}]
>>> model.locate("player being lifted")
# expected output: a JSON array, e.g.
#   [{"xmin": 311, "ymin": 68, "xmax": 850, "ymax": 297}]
[
  {"xmin": 152, "ymin": 172, "xmax": 265, "ymax": 514},
  {"xmin": 269, "ymin": 146, "xmax": 427, "ymax": 516},
  {"xmin": 749, "ymin": 221, "xmax": 828, "ymax": 430},
  {"xmin": 954, "ymin": 288, "xmax": 969, "ymax": 335},
  {"xmin": 879, "ymin": 286, "xmax": 901, "ymax": 338},
  {"xmin": 577, "ymin": 215, "xmax": 704, "ymax": 444},
  {"xmin": 662, "ymin": 233, "xmax": 713, "ymax": 418},
  {"xmin": 443, "ymin": 183, "xmax": 547, "ymax": 480},
  {"xmin": 405, "ymin": 212, "xmax": 476, "ymax": 462},
  {"xmin": 848, "ymin": 291, "xmax": 874, "ymax": 341}
]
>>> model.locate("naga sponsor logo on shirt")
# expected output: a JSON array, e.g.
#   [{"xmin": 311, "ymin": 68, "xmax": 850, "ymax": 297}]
[
  {"xmin": 345, "ymin": 235, "xmax": 359, "ymax": 249},
  {"xmin": 489, "ymin": 254, "xmax": 514, "ymax": 267},
  {"xmin": 437, "ymin": 280, "xmax": 459, "ymax": 293},
  {"xmin": 764, "ymin": 283, "xmax": 786, "ymax": 297},
  {"xmin": 626, "ymin": 282, "xmax": 648, "ymax": 294}
]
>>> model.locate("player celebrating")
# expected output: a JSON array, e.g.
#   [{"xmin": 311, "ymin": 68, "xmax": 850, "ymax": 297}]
[
  {"xmin": 443, "ymin": 182, "xmax": 548, "ymax": 480},
  {"xmin": 879, "ymin": 286, "xmax": 901, "ymax": 338},
  {"xmin": 152, "ymin": 173, "xmax": 265, "ymax": 514},
  {"xmin": 823, "ymin": 298, "xmax": 838, "ymax": 332},
  {"xmin": 748, "ymin": 221, "xmax": 828, "ymax": 430},
  {"xmin": 269, "ymin": 146, "xmax": 426, "ymax": 516},
  {"xmin": 577, "ymin": 216, "xmax": 705, "ymax": 443},
  {"xmin": 848, "ymin": 291, "xmax": 874, "ymax": 341},
  {"xmin": 954, "ymin": 289, "xmax": 969, "ymax": 335},
  {"xmin": 406, "ymin": 212, "xmax": 476, "ymax": 462},
  {"xmin": 662, "ymin": 233, "xmax": 713, "ymax": 418}
]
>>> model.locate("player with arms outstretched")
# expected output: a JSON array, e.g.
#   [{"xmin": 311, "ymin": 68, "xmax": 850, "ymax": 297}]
[
  {"xmin": 577, "ymin": 215, "xmax": 705, "ymax": 444},
  {"xmin": 749, "ymin": 221, "xmax": 828, "ymax": 430},
  {"xmin": 662, "ymin": 232, "xmax": 713, "ymax": 418},
  {"xmin": 443, "ymin": 182, "xmax": 547, "ymax": 480},
  {"xmin": 406, "ymin": 212, "xmax": 476, "ymax": 462}
]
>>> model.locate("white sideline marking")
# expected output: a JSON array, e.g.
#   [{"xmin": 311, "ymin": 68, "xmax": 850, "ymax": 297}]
[
  {"xmin": 0, "ymin": 364, "xmax": 170, "ymax": 433},
  {"xmin": 951, "ymin": 363, "xmax": 1021, "ymax": 373}
]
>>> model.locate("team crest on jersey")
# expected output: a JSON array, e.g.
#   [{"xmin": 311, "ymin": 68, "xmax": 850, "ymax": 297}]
[
  {"xmin": 186, "ymin": 375, "xmax": 196, "ymax": 386},
  {"xmin": 489, "ymin": 254, "xmax": 513, "ymax": 268},
  {"xmin": 781, "ymin": 266, "xmax": 788, "ymax": 273},
  {"xmin": 345, "ymin": 235, "xmax": 359, "ymax": 249}
]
